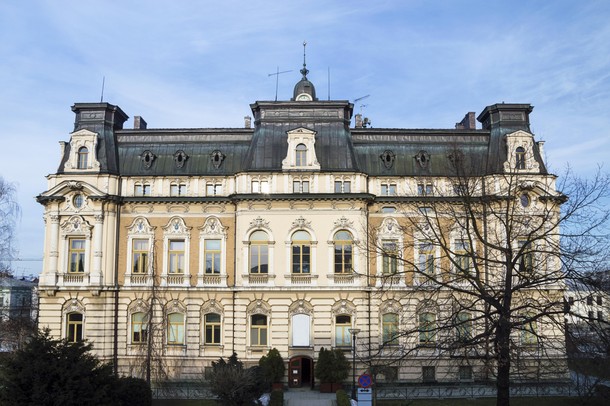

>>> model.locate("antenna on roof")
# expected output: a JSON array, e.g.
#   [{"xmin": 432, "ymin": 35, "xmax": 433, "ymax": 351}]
[
  {"xmin": 328, "ymin": 67, "xmax": 331, "ymax": 101},
  {"xmin": 100, "ymin": 76, "xmax": 105, "ymax": 102},
  {"xmin": 268, "ymin": 67, "xmax": 293, "ymax": 101}
]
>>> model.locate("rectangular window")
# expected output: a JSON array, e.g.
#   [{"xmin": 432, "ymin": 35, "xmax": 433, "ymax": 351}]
[
  {"xmin": 382, "ymin": 240, "xmax": 398, "ymax": 274},
  {"xmin": 382, "ymin": 313, "xmax": 399, "ymax": 345},
  {"xmin": 135, "ymin": 184, "xmax": 150, "ymax": 196},
  {"xmin": 518, "ymin": 240, "xmax": 533, "ymax": 273},
  {"xmin": 204, "ymin": 313, "xmax": 221, "ymax": 345},
  {"xmin": 334, "ymin": 242, "xmax": 352, "ymax": 274},
  {"xmin": 454, "ymin": 239, "xmax": 471, "ymax": 279},
  {"xmin": 522, "ymin": 318, "xmax": 537, "ymax": 345},
  {"xmin": 456, "ymin": 312, "xmax": 472, "ymax": 342},
  {"xmin": 419, "ymin": 312, "xmax": 436, "ymax": 344},
  {"xmin": 68, "ymin": 238, "xmax": 86, "ymax": 273},
  {"xmin": 418, "ymin": 241, "xmax": 435, "ymax": 276},
  {"xmin": 250, "ymin": 314, "xmax": 268, "ymax": 346},
  {"xmin": 597, "ymin": 296, "xmax": 603, "ymax": 306},
  {"xmin": 381, "ymin": 183, "xmax": 397, "ymax": 196},
  {"xmin": 417, "ymin": 183, "xmax": 433, "ymax": 196},
  {"xmin": 459, "ymin": 366, "xmax": 473, "ymax": 381},
  {"xmin": 334, "ymin": 181, "xmax": 350, "ymax": 193},
  {"xmin": 249, "ymin": 244, "xmax": 269, "ymax": 274},
  {"xmin": 206, "ymin": 183, "xmax": 222, "ymax": 196},
  {"xmin": 422, "ymin": 366, "xmax": 436, "ymax": 382},
  {"xmin": 132, "ymin": 312, "xmax": 148, "ymax": 344},
  {"xmin": 204, "ymin": 239, "xmax": 221, "ymax": 274},
  {"xmin": 587, "ymin": 296, "xmax": 593, "ymax": 306},
  {"xmin": 168, "ymin": 240, "xmax": 185, "ymax": 274},
  {"xmin": 335, "ymin": 315, "xmax": 352, "ymax": 347},
  {"xmin": 132, "ymin": 239, "xmax": 149, "ymax": 274},
  {"xmin": 293, "ymin": 180, "xmax": 310, "ymax": 193},
  {"xmin": 67, "ymin": 313, "xmax": 83, "ymax": 342},
  {"xmin": 292, "ymin": 314, "xmax": 311, "ymax": 347},
  {"xmin": 292, "ymin": 244, "xmax": 311, "ymax": 274},
  {"xmin": 598, "ymin": 311, "xmax": 604, "ymax": 322},
  {"xmin": 168, "ymin": 313, "xmax": 185, "ymax": 345},
  {"xmin": 170, "ymin": 184, "xmax": 186, "ymax": 196}
]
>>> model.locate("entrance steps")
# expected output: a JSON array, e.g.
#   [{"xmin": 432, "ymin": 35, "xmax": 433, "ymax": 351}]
[{"xmin": 284, "ymin": 387, "xmax": 336, "ymax": 406}]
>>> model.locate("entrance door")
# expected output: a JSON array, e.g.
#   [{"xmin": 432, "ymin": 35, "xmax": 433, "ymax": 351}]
[{"xmin": 288, "ymin": 356, "xmax": 313, "ymax": 388}]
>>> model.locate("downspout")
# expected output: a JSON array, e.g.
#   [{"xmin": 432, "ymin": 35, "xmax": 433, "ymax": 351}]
[
  {"xmin": 232, "ymin": 201, "xmax": 237, "ymax": 354},
  {"xmin": 482, "ymin": 180, "xmax": 490, "ymax": 380},
  {"xmin": 366, "ymin": 200, "xmax": 372, "ymax": 359},
  {"xmin": 113, "ymin": 178, "xmax": 122, "ymax": 375}
]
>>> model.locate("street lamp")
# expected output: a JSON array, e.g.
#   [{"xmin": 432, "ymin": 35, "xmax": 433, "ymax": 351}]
[{"xmin": 348, "ymin": 327, "xmax": 361, "ymax": 400}]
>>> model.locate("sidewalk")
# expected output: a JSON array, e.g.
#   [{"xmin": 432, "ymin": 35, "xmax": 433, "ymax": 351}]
[{"xmin": 283, "ymin": 388, "xmax": 335, "ymax": 406}]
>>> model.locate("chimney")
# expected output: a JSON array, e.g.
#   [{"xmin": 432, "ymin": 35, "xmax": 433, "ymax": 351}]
[
  {"xmin": 244, "ymin": 116, "xmax": 252, "ymax": 129},
  {"xmin": 455, "ymin": 112, "xmax": 476, "ymax": 130},
  {"xmin": 355, "ymin": 113, "xmax": 363, "ymax": 128},
  {"xmin": 134, "ymin": 116, "xmax": 147, "ymax": 129}
]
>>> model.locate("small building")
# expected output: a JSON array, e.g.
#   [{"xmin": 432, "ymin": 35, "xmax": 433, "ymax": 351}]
[{"xmin": 0, "ymin": 275, "xmax": 38, "ymax": 351}]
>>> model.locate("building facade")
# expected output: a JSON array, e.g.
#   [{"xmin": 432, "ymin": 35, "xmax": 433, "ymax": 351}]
[
  {"xmin": 0, "ymin": 275, "xmax": 37, "ymax": 351},
  {"xmin": 37, "ymin": 67, "xmax": 566, "ymax": 385}
]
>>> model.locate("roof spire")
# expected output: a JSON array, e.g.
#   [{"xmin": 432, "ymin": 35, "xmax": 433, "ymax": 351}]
[{"xmin": 300, "ymin": 41, "xmax": 309, "ymax": 79}]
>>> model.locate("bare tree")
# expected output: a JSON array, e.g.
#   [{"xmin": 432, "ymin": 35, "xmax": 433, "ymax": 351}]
[
  {"xmin": 0, "ymin": 176, "xmax": 20, "ymax": 274},
  {"xmin": 364, "ymin": 152, "xmax": 610, "ymax": 406}
]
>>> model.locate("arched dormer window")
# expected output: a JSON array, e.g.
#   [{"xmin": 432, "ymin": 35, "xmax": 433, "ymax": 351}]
[
  {"xmin": 515, "ymin": 147, "xmax": 526, "ymax": 170},
  {"xmin": 77, "ymin": 147, "xmax": 89, "ymax": 169},
  {"xmin": 295, "ymin": 144, "xmax": 307, "ymax": 166}
]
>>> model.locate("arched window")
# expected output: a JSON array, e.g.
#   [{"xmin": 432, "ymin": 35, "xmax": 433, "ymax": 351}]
[
  {"xmin": 167, "ymin": 312, "xmax": 185, "ymax": 345},
  {"xmin": 204, "ymin": 313, "xmax": 221, "ymax": 345},
  {"xmin": 418, "ymin": 312, "xmax": 436, "ymax": 344},
  {"xmin": 333, "ymin": 231, "xmax": 353, "ymax": 274},
  {"xmin": 295, "ymin": 143, "xmax": 307, "ymax": 166},
  {"xmin": 335, "ymin": 315, "xmax": 352, "ymax": 347},
  {"xmin": 455, "ymin": 312, "xmax": 472, "ymax": 342},
  {"xmin": 249, "ymin": 231, "xmax": 269, "ymax": 274},
  {"xmin": 291, "ymin": 230, "xmax": 311, "ymax": 274},
  {"xmin": 250, "ymin": 314, "xmax": 268, "ymax": 346},
  {"xmin": 77, "ymin": 147, "xmax": 89, "ymax": 169},
  {"xmin": 515, "ymin": 147, "xmax": 526, "ymax": 169},
  {"xmin": 66, "ymin": 312, "xmax": 83, "ymax": 342},
  {"xmin": 131, "ymin": 312, "xmax": 148, "ymax": 344},
  {"xmin": 382, "ymin": 313, "xmax": 399, "ymax": 345},
  {"xmin": 291, "ymin": 313, "xmax": 311, "ymax": 347}
]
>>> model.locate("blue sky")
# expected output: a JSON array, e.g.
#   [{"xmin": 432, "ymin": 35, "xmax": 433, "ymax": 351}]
[{"xmin": 1, "ymin": 0, "xmax": 609, "ymax": 277}]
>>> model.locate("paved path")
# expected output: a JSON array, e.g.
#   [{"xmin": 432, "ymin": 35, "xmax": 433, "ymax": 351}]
[{"xmin": 283, "ymin": 388, "xmax": 335, "ymax": 406}]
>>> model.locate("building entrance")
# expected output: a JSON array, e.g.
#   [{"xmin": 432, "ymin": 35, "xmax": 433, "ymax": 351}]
[{"xmin": 288, "ymin": 356, "xmax": 314, "ymax": 388}]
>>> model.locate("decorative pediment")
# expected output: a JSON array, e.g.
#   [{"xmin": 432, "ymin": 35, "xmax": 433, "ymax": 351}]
[
  {"xmin": 289, "ymin": 299, "xmax": 313, "ymax": 316},
  {"xmin": 165, "ymin": 300, "xmax": 186, "ymax": 315},
  {"xmin": 128, "ymin": 299, "xmax": 149, "ymax": 315},
  {"xmin": 289, "ymin": 216, "xmax": 313, "ymax": 233},
  {"xmin": 248, "ymin": 299, "xmax": 271, "ymax": 316},
  {"xmin": 378, "ymin": 217, "xmax": 401, "ymax": 237},
  {"xmin": 332, "ymin": 299, "xmax": 355, "ymax": 316},
  {"xmin": 247, "ymin": 216, "xmax": 271, "ymax": 233},
  {"xmin": 60, "ymin": 215, "xmax": 93, "ymax": 237},
  {"xmin": 62, "ymin": 298, "xmax": 85, "ymax": 315},
  {"xmin": 199, "ymin": 217, "xmax": 227, "ymax": 236},
  {"xmin": 64, "ymin": 129, "xmax": 101, "ymax": 172},
  {"xmin": 202, "ymin": 299, "xmax": 224, "ymax": 316},
  {"xmin": 127, "ymin": 217, "xmax": 155, "ymax": 235},
  {"xmin": 162, "ymin": 217, "xmax": 190, "ymax": 236},
  {"xmin": 381, "ymin": 299, "xmax": 402, "ymax": 315},
  {"xmin": 333, "ymin": 216, "xmax": 354, "ymax": 231}
]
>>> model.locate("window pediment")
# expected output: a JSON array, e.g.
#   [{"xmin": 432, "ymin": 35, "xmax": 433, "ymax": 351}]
[{"xmin": 64, "ymin": 129, "xmax": 101, "ymax": 172}]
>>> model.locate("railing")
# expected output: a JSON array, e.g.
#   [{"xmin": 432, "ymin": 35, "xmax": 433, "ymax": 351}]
[
  {"xmin": 287, "ymin": 274, "xmax": 314, "ymax": 285},
  {"xmin": 63, "ymin": 273, "xmax": 85, "ymax": 284},
  {"xmin": 246, "ymin": 274, "xmax": 270, "ymax": 285},
  {"xmin": 165, "ymin": 274, "xmax": 187, "ymax": 286},
  {"xmin": 128, "ymin": 274, "xmax": 152, "ymax": 285},
  {"xmin": 199, "ymin": 274, "xmax": 223, "ymax": 285},
  {"xmin": 329, "ymin": 273, "xmax": 354, "ymax": 285}
]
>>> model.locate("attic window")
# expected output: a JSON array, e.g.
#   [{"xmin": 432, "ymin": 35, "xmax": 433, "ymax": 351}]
[
  {"xmin": 73, "ymin": 194, "xmax": 84, "ymax": 209},
  {"xmin": 415, "ymin": 150, "xmax": 430, "ymax": 169},
  {"xmin": 77, "ymin": 147, "xmax": 89, "ymax": 169},
  {"xmin": 210, "ymin": 150, "xmax": 225, "ymax": 169},
  {"xmin": 174, "ymin": 150, "xmax": 188, "ymax": 168},
  {"xmin": 380, "ymin": 150, "xmax": 395, "ymax": 169},
  {"xmin": 140, "ymin": 150, "xmax": 156, "ymax": 169}
]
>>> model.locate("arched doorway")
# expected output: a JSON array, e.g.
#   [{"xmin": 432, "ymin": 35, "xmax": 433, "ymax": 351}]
[{"xmin": 288, "ymin": 356, "xmax": 314, "ymax": 389}]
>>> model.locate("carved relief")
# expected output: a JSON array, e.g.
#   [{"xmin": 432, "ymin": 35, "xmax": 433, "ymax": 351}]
[
  {"xmin": 332, "ymin": 299, "xmax": 355, "ymax": 316},
  {"xmin": 247, "ymin": 216, "xmax": 271, "ymax": 233},
  {"xmin": 248, "ymin": 299, "xmax": 271, "ymax": 316},
  {"xmin": 289, "ymin": 216, "xmax": 313, "ymax": 232},
  {"xmin": 62, "ymin": 298, "xmax": 85, "ymax": 315},
  {"xmin": 289, "ymin": 299, "xmax": 313, "ymax": 316},
  {"xmin": 60, "ymin": 215, "xmax": 93, "ymax": 238}
]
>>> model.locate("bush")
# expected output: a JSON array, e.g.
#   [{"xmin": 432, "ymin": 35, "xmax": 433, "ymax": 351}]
[
  {"xmin": 208, "ymin": 352, "xmax": 265, "ymax": 406},
  {"xmin": 315, "ymin": 347, "xmax": 350, "ymax": 384},
  {"xmin": 259, "ymin": 348, "xmax": 285, "ymax": 385},
  {"xmin": 269, "ymin": 390, "xmax": 284, "ymax": 406},
  {"xmin": 114, "ymin": 377, "xmax": 152, "ymax": 406},
  {"xmin": 336, "ymin": 389, "xmax": 351, "ymax": 406}
]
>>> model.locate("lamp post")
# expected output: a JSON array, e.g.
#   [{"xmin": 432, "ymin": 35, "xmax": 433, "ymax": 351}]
[{"xmin": 348, "ymin": 327, "xmax": 361, "ymax": 400}]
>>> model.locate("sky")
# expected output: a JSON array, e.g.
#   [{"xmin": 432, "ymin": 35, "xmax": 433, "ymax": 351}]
[{"xmin": 1, "ymin": 0, "xmax": 609, "ymax": 277}]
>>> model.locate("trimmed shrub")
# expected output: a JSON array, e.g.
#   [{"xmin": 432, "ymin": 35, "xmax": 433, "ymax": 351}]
[
  {"xmin": 114, "ymin": 377, "xmax": 152, "ymax": 406},
  {"xmin": 336, "ymin": 389, "xmax": 351, "ymax": 406},
  {"xmin": 269, "ymin": 389, "xmax": 284, "ymax": 406}
]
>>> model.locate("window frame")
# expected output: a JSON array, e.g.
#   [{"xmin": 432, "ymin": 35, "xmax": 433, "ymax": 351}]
[
  {"xmin": 167, "ymin": 312, "xmax": 185, "ymax": 345},
  {"xmin": 334, "ymin": 314, "xmax": 352, "ymax": 347},
  {"xmin": 77, "ymin": 147, "xmax": 89, "ymax": 169},
  {"xmin": 204, "ymin": 313, "xmax": 222, "ymax": 345},
  {"xmin": 250, "ymin": 314, "xmax": 268, "ymax": 346},
  {"xmin": 204, "ymin": 239, "xmax": 222, "ymax": 274},
  {"xmin": 382, "ymin": 313, "xmax": 399, "ymax": 346},
  {"xmin": 249, "ymin": 231, "xmax": 269, "ymax": 274},
  {"xmin": 418, "ymin": 312, "xmax": 436, "ymax": 344},
  {"xmin": 168, "ymin": 239, "xmax": 186, "ymax": 274},
  {"xmin": 333, "ymin": 230, "xmax": 353, "ymax": 274},
  {"xmin": 382, "ymin": 239, "xmax": 398, "ymax": 275},
  {"xmin": 295, "ymin": 143, "xmax": 307, "ymax": 166},
  {"xmin": 68, "ymin": 237, "xmax": 86, "ymax": 273},
  {"xmin": 132, "ymin": 239, "xmax": 149, "ymax": 274},
  {"xmin": 66, "ymin": 312, "xmax": 84, "ymax": 343},
  {"xmin": 131, "ymin": 312, "xmax": 149, "ymax": 344},
  {"xmin": 515, "ymin": 147, "xmax": 526, "ymax": 169},
  {"xmin": 291, "ymin": 230, "xmax": 311, "ymax": 274}
]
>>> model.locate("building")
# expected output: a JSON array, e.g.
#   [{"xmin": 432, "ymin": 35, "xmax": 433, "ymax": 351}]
[
  {"xmin": 0, "ymin": 275, "xmax": 38, "ymax": 351},
  {"xmin": 36, "ymin": 63, "xmax": 567, "ymax": 386}
]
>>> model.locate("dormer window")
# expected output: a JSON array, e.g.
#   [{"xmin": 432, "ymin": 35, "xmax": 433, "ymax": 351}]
[
  {"xmin": 174, "ymin": 150, "xmax": 188, "ymax": 169},
  {"xmin": 77, "ymin": 147, "xmax": 89, "ymax": 169},
  {"xmin": 140, "ymin": 150, "xmax": 156, "ymax": 169},
  {"xmin": 295, "ymin": 144, "xmax": 307, "ymax": 166},
  {"xmin": 282, "ymin": 128, "xmax": 320, "ymax": 171},
  {"xmin": 515, "ymin": 147, "xmax": 526, "ymax": 169}
]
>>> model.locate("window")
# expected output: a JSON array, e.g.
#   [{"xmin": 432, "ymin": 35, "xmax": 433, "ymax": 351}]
[
  {"xmin": 291, "ymin": 231, "xmax": 311, "ymax": 274},
  {"xmin": 597, "ymin": 296, "xmax": 603, "ymax": 306},
  {"xmin": 518, "ymin": 240, "xmax": 533, "ymax": 273},
  {"xmin": 568, "ymin": 296, "xmax": 574, "ymax": 306},
  {"xmin": 295, "ymin": 143, "xmax": 307, "ymax": 166},
  {"xmin": 293, "ymin": 180, "xmax": 310, "ymax": 193},
  {"xmin": 419, "ymin": 312, "xmax": 436, "ymax": 344},
  {"xmin": 334, "ymin": 181, "xmax": 350, "ymax": 193},
  {"xmin": 382, "ymin": 240, "xmax": 398, "ymax": 275},
  {"xmin": 77, "ymin": 147, "xmax": 88, "ymax": 169},
  {"xmin": 131, "ymin": 312, "xmax": 148, "ymax": 344},
  {"xmin": 204, "ymin": 239, "xmax": 221, "ymax": 274},
  {"xmin": 335, "ymin": 315, "xmax": 352, "ymax": 347},
  {"xmin": 206, "ymin": 183, "xmax": 222, "ymax": 196},
  {"xmin": 73, "ymin": 194, "xmax": 84, "ymax": 208},
  {"xmin": 515, "ymin": 147, "xmax": 526, "ymax": 169},
  {"xmin": 67, "ymin": 312, "xmax": 83, "ymax": 342},
  {"xmin": 168, "ymin": 240, "xmax": 185, "ymax": 274},
  {"xmin": 521, "ymin": 316, "xmax": 537, "ymax": 345},
  {"xmin": 381, "ymin": 183, "xmax": 397, "ymax": 196},
  {"xmin": 454, "ymin": 239, "xmax": 471, "ymax": 279},
  {"xmin": 417, "ymin": 182, "xmax": 433, "ymax": 196},
  {"xmin": 520, "ymin": 193, "xmax": 530, "ymax": 207},
  {"xmin": 459, "ymin": 366, "xmax": 473, "ymax": 381},
  {"xmin": 455, "ymin": 312, "xmax": 472, "ymax": 342},
  {"xmin": 418, "ymin": 241, "xmax": 435, "ymax": 276},
  {"xmin": 382, "ymin": 313, "xmax": 399, "ymax": 345},
  {"xmin": 598, "ymin": 311, "xmax": 604, "ymax": 322},
  {"xmin": 170, "ymin": 183, "xmax": 186, "ymax": 196},
  {"xmin": 587, "ymin": 296, "xmax": 593, "ymax": 306},
  {"xmin": 132, "ymin": 239, "xmax": 149, "ymax": 274},
  {"xmin": 334, "ymin": 231, "xmax": 353, "ymax": 274},
  {"xmin": 588, "ymin": 310, "xmax": 595, "ymax": 320},
  {"xmin": 250, "ymin": 314, "xmax": 268, "ymax": 346},
  {"xmin": 422, "ymin": 366, "xmax": 436, "ymax": 382},
  {"xmin": 167, "ymin": 313, "xmax": 185, "ymax": 345},
  {"xmin": 381, "ymin": 206, "xmax": 396, "ymax": 213},
  {"xmin": 292, "ymin": 313, "xmax": 311, "ymax": 347},
  {"xmin": 134, "ymin": 184, "xmax": 150, "ymax": 196},
  {"xmin": 249, "ymin": 231, "xmax": 269, "ymax": 274},
  {"xmin": 68, "ymin": 238, "xmax": 86, "ymax": 273},
  {"xmin": 204, "ymin": 313, "xmax": 221, "ymax": 345},
  {"xmin": 251, "ymin": 180, "xmax": 269, "ymax": 193}
]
